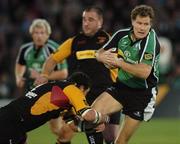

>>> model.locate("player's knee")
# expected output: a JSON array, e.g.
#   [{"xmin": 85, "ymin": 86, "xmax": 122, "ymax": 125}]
[
  {"xmin": 103, "ymin": 124, "xmax": 119, "ymax": 142},
  {"xmin": 82, "ymin": 109, "xmax": 110, "ymax": 125},
  {"xmin": 82, "ymin": 109, "xmax": 96, "ymax": 122}
]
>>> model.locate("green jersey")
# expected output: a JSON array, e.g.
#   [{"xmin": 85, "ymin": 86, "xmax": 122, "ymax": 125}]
[
  {"xmin": 103, "ymin": 28, "xmax": 160, "ymax": 88},
  {"xmin": 16, "ymin": 39, "xmax": 68, "ymax": 90}
]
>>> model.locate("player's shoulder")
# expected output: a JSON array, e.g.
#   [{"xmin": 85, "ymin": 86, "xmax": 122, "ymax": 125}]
[
  {"xmin": 18, "ymin": 42, "xmax": 34, "ymax": 55},
  {"xmin": 46, "ymin": 39, "xmax": 59, "ymax": 49},
  {"xmin": 20, "ymin": 42, "xmax": 33, "ymax": 50},
  {"xmin": 113, "ymin": 28, "xmax": 130, "ymax": 36},
  {"xmin": 149, "ymin": 28, "xmax": 158, "ymax": 37},
  {"xmin": 109, "ymin": 27, "xmax": 131, "ymax": 41}
]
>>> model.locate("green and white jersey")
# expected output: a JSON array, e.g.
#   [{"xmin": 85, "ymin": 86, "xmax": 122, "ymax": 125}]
[
  {"xmin": 103, "ymin": 28, "xmax": 160, "ymax": 88},
  {"xmin": 16, "ymin": 39, "xmax": 68, "ymax": 90}
]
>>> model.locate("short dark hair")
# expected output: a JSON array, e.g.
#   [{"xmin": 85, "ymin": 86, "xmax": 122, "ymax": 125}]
[
  {"xmin": 131, "ymin": 5, "xmax": 155, "ymax": 22},
  {"xmin": 67, "ymin": 72, "xmax": 92, "ymax": 90},
  {"xmin": 84, "ymin": 6, "xmax": 104, "ymax": 19}
]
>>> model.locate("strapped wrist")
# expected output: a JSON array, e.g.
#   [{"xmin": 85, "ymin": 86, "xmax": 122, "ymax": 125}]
[
  {"xmin": 94, "ymin": 50, "xmax": 98, "ymax": 57},
  {"xmin": 40, "ymin": 73, "xmax": 49, "ymax": 79}
]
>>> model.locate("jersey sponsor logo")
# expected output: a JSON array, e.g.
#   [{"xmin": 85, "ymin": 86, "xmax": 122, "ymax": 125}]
[
  {"xmin": 144, "ymin": 53, "xmax": 153, "ymax": 60},
  {"xmin": 124, "ymin": 50, "xmax": 131, "ymax": 57},
  {"xmin": 77, "ymin": 40, "xmax": 86, "ymax": 45},
  {"xmin": 76, "ymin": 50, "xmax": 96, "ymax": 59},
  {"xmin": 25, "ymin": 91, "xmax": 37, "ymax": 98},
  {"xmin": 107, "ymin": 86, "xmax": 115, "ymax": 91}
]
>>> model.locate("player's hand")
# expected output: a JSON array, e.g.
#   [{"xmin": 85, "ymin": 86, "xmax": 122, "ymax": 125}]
[
  {"xmin": 94, "ymin": 123, "xmax": 105, "ymax": 132},
  {"xmin": 34, "ymin": 75, "xmax": 48, "ymax": 86},
  {"xmin": 105, "ymin": 57, "xmax": 124, "ymax": 69}
]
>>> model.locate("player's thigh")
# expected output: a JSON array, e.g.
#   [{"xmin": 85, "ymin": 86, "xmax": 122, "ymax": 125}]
[{"xmin": 92, "ymin": 91, "xmax": 122, "ymax": 115}]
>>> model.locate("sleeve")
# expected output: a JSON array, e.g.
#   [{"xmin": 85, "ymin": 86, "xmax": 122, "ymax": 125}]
[
  {"xmin": 140, "ymin": 30, "xmax": 160, "ymax": 66},
  {"xmin": 16, "ymin": 46, "xmax": 26, "ymax": 65},
  {"xmin": 52, "ymin": 38, "xmax": 73, "ymax": 63},
  {"xmin": 103, "ymin": 30, "xmax": 124, "ymax": 50},
  {"xmin": 63, "ymin": 85, "xmax": 90, "ymax": 113},
  {"xmin": 47, "ymin": 40, "xmax": 68, "ymax": 70}
]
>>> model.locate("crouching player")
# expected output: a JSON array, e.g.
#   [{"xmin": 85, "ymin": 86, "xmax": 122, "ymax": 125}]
[{"xmin": 0, "ymin": 72, "xmax": 109, "ymax": 144}]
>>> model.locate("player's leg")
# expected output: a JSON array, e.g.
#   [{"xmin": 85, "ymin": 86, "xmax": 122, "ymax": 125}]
[
  {"xmin": 103, "ymin": 112, "xmax": 120, "ymax": 144},
  {"xmin": 115, "ymin": 115, "xmax": 141, "ymax": 144},
  {"xmin": 92, "ymin": 91, "xmax": 122, "ymax": 115},
  {"xmin": 155, "ymin": 83, "xmax": 169, "ymax": 106},
  {"xmin": 83, "ymin": 90, "xmax": 105, "ymax": 144},
  {"xmin": 84, "ymin": 91, "xmax": 122, "ymax": 144}
]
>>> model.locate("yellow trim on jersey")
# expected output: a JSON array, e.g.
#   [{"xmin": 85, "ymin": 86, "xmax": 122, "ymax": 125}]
[
  {"xmin": 109, "ymin": 49, "xmax": 124, "ymax": 82},
  {"xmin": 118, "ymin": 49, "xmax": 124, "ymax": 58},
  {"xmin": 76, "ymin": 50, "xmax": 96, "ymax": 60},
  {"xmin": 63, "ymin": 85, "xmax": 89, "ymax": 112},
  {"xmin": 31, "ymin": 92, "xmax": 59, "ymax": 115},
  {"xmin": 52, "ymin": 38, "xmax": 74, "ymax": 62},
  {"xmin": 110, "ymin": 68, "xmax": 118, "ymax": 82}
]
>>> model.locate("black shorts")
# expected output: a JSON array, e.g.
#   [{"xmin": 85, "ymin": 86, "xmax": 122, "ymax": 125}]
[
  {"xmin": 0, "ymin": 134, "xmax": 27, "ymax": 144},
  {"xmin": 87, "ymin": 87, "xmax": 120, "ymax": 125},
  {"xmin": 106, "ymin": 81, "xmax": 157, "ymax": 121},
  {"xmin": 0, "ymin": 105, "xmax": 27, "ymax": 144}
]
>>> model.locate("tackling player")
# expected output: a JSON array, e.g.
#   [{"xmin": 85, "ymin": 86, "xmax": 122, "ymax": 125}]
[{"xmin": 0, "ymin": 72, "xmax": 109, "ymax": 144}]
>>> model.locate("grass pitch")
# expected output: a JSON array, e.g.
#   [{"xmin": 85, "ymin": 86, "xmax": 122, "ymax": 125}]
[{"xmin": 27, "ymin": 118, "xmax": 179, "ymax": 144}]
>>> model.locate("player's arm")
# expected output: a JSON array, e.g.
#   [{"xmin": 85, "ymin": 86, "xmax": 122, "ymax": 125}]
[
  {"xmin": 62, "ymin": 85, "xmax": 109, "ymax": 124},
  {"xmin": 40, "ymin": 57, "xmax": 68, "ymax": 81},
  {"xmin": 116, "ymin": 61, "xmax": 152, "ymax": 79},
  {"xmin": 15, "ymin": 63, "xmax": 26, "ymax": 88},
  {"xmin": 51, "ymin": 84, "xmax": 109, "ymax": 125},
  {"xmin": 34, "ymin": 38, "xmax": 73, "ymax": 85},
  {"xmin": 97, "ymin": 49, "xmax": 152, "ymax": 79},
  {"xmin": 15, "ymin": 47, "xmax": 27, "ymax": 88},
  {"xmin": 95, "ymin": 31, "xmax": 121, "ymax": 66}
]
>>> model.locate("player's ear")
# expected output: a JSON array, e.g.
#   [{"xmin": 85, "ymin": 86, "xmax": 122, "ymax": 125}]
[{"xmin": 79, "ymin": 85, "xmax": 90, "ymax": 96}]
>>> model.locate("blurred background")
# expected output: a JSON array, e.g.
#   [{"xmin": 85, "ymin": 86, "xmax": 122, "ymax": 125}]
[{"xmin": 0, "ymin": 0, "xmax": 179, "ymax": 118}]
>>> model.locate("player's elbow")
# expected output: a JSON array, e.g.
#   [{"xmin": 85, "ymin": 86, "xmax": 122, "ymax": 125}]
[
  {"xmin": 141, "ymin": 67, "xmax": 151, "ymax": 79},
  {"xmin": 61, "ymin": 69, "xmax": 68, "ymax": 79},
  {"xmin": 135, "ymin": 64, "xmax": 152, "ymax": 79}
]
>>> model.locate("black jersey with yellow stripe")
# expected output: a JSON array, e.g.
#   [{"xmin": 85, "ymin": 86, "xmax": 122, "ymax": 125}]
[
  {"xmin": 8, "ymin": 80, "xmax": 88, "ymax": 132},
  {"xmin": 68, "ymin": 30, "xmax": 113, "ymax": 88}
]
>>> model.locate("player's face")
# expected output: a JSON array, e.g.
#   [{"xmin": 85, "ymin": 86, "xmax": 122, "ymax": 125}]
[
  {"xmin": 31, "ymin": 27, "xmax": 49, "ymax": 47},
  {"xmin": 132, "ymin": 15, "xmax": 151, "ymax": 39},
  {"xmin": 82, "ymin": 11, "xmax": 102, "ymax": 36}
]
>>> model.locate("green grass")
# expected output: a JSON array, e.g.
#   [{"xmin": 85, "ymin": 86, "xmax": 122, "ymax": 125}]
[{"xmin": 27, "ymin": 118, "xmax": 180, "ymax": 144}]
